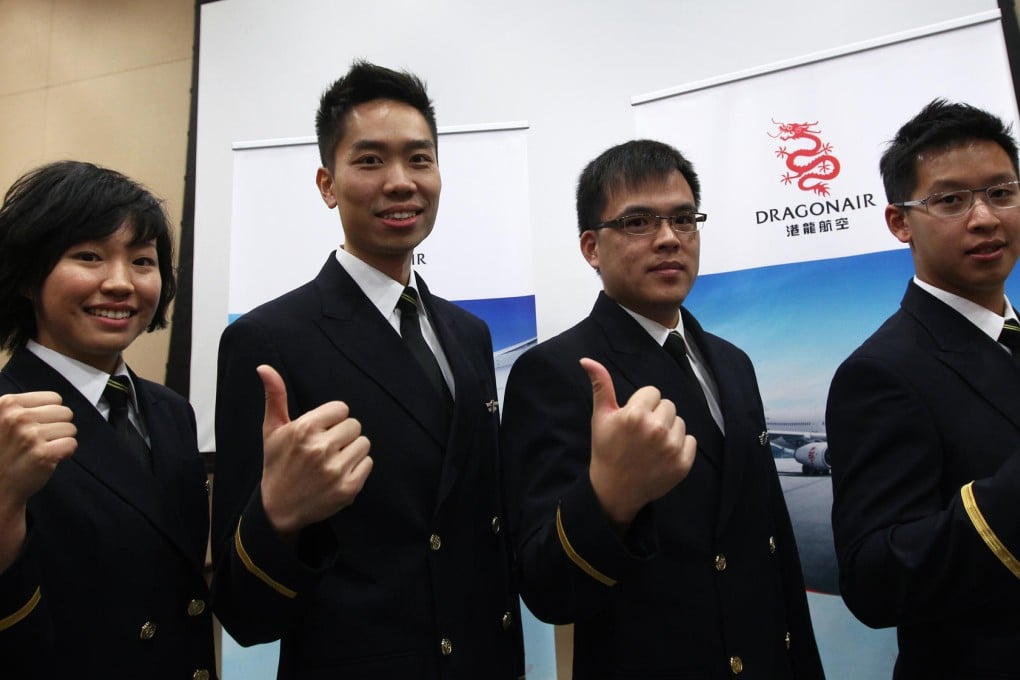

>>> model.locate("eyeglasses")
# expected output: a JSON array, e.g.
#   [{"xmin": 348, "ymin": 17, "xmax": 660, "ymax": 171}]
[
  {"xmin": 591, "ymin": 212, "xmax": 707, "ymax": 237},
  {"xmin": 892, "ymin": 180, "xmax": 1020, "ymax": 219}
]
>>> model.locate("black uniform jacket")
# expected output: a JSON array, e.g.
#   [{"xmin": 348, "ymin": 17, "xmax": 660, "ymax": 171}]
[
  {"xmin": 501, "ymin": 292, "xmax": 824, "ymax": 679},
  {"xmin": 829, "ymin": 281, "xmax": 1020, "ymax": 680},
  {"xmin": 210, "ymin": 254, "xmax": 524, "ymax": 680},
  {"xmin": 0, "ymin": 346, "xmax": 216, "ymax": 680}
]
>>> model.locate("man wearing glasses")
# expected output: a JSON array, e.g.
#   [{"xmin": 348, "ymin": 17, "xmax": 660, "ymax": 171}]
[
  {"xmin": 827, "ymin": 99, "xmax": 1020, "ymax": 679},
  {"xmin": 501, "ymin": 139, "xmax": 824, "ymax": 678}
]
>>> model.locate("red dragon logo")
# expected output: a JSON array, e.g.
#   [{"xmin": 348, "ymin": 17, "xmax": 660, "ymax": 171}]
[{"xmin": 769, "ymin": 120, "xmax": 841, "ymax": 196}]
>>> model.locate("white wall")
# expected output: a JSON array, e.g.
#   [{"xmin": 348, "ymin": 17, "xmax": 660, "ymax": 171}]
[{"xmin": 193, "ymin": 0, "xmax": 999, "ymax": 449}]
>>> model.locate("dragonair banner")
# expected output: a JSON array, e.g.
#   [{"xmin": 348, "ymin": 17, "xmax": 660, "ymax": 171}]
[
  {"xmin": 635, "ymin": 12, "xmax": 1018, "ymax": 277},
  {"xmin": 633, "ymin": 11, "xmax": 1020, "ymax": 680}
]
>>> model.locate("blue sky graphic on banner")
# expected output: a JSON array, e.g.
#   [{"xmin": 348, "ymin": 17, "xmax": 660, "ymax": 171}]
[
  {"xmin": 691, "ymin": 249, "xmax": 915, "ymax": 415},
  {"xmin": 685, "ymin": 250, "xmax": 1020, "ymax": 676},
  {"xmin": 456, "ymin": 296, "xmax": 537, "ymax": 350},
  {"xmin": 456, "ymin": 295, "xmax": 538, "ymax": 398}
]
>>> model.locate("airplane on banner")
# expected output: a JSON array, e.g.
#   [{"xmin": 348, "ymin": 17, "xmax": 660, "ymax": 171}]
[{"xmin": 765, "ymin": 413, "xmax": 830, "ymax": 476}]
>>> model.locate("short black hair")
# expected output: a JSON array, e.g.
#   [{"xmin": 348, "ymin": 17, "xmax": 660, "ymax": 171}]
[
  {"xmin": 315, "ymin": 60, "xmax": 437, "ymax": 172},
  {"xmin": 576, "ymin": 139, "xmax": 701, "ymax": 235},
  {"xmin": 0, "ymin": 160, "xmax": 177, "ymax": 350},
  {"xmin": 880, "ymin": 98, "xmax": 1020, "ymax": 203}
]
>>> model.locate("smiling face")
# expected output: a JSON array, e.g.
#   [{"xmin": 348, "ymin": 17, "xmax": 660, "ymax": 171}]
[
  {"xmin": 32, "ymin": 222, "xmax": 161, "ymax": 373},
  {"xmin": 886, "ymin": 139, "xmax": 1020, "ymax": 313},
  {"xmin": 580, "ymin": 170, "xmax": 700, "ymax": 328},
  {"xmin": 315, "ymin": 98, "xmax": 441, "ymax": 283}
]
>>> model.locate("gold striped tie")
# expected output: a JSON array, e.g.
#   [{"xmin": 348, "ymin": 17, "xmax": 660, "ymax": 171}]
[
  {"xmin": 396, "ymin": 287, "xmax": 452, "ymax": 405},
  {"xmin": 104, "ymin": 376, "xmax": 151, "ymax": 470},
  {"xmin": 998, "ymin": 318, "xmax": 1020, "ymax": 367}
]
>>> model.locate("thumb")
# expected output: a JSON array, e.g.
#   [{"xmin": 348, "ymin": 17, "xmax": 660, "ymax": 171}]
[
  {"xmin": 579, "ymin": 358, "xmax": 619, "ymax": 416},
  {"xmin": 257, "ymin": 364, "xmax": 291, "ymax": 435}
]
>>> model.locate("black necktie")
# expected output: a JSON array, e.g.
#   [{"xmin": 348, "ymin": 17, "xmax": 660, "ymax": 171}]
[
  {"xmin": 396, "ymin": 287, "xmax": 453, "ymax": 404},
  {"xmin": 664, "ymin": 331, "xmax": 712, "ymax": 413},
  {"xmin": 663, "ymin": 331, "xmax": 724, "ymax": 465},
  {"xmin": 104, "ymin": 376, "xmax": 151, "ymax": 470},
  {"xmin": 999, "ymin": 318, "xmax": 1020, "ymax": 367}
]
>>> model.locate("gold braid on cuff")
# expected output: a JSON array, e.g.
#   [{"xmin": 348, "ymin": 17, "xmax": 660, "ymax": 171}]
[
  {"xmin": 235, "ymin": 518, "xmax": 299, "ymax": 598},
  {"xmin": 961, "ymin": 481, "xmax": 1020, "ymax": 579},
  {"xmin": 556, "ymin": 504, "xmax": 617, "ymax": 586}
]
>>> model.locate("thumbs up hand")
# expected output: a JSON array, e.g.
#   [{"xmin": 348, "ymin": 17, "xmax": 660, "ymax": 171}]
[
  {"xmin": 581, "ymin": 358, "xmax": 696, "ymax": 533},
  {"xmin": 257, "ymin": 365, "xmax": 373, "ymax": 538}
]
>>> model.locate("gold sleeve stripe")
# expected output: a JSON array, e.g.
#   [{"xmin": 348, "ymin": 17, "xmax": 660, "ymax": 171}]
[
  {"xmin": 234, "ymin": 518, "xmax": 298, "ymax": 599},
  {"xmin": 961, "ymin": 482, "xmax": 1020, "ymax": 579},
  {"xmin": 555, "ymin": 505, "xmax": 616, "ymax": 587},
  {"xmin": 0, "ymin": 586, "xmax": 41, "ymax": 631}
]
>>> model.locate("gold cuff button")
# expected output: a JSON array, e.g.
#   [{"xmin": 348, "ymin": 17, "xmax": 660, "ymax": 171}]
[
  {"xmin": 501, "ymin": 611, "xmax": 513, "ymax": 630},
  {"xmin": 187, "ymin": 599, "xmax": 206, "ymax": 617},
  {"xmin": 730, "ymin": 655, "xmax": 744, "ymax": 674},
  {"xmin": 785, "ymin": 631, "xmax": 791, "ymax": 650},
  {"xmin": 429, "ymin": 534, "xmax": 442, "ymax": 551},
  {"xmin": 714, "ymin": 554, "xmax": 727, "ymax": 572},
  {"xmin": 139, "ymin": 621, "xmax": 157, "ymax": 640},
  {"xmin": 193, "ymin": 671, "xmax": 210, "ymax": 680},
  {"xmin": 491, "ymin": 516, "xmax": 501, "ymax": 534},
  {"xmin": 440, "ymin": 637, "xmax": 453, "ymax": 655}
]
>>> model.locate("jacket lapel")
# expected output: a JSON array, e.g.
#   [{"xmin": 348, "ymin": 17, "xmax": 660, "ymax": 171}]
[
  {"xmin": 313, "ymin": 256, "xmax": 451, "ymax": 447},
  {"xmin": 902, "ymin": 282, "xmax": 1020, "ymax": 431},
  {"xmin": 134, "ymin": 375, "xmax": 207, "ymax": 568},
  {"xmin": 684, "ymin": 310, "xmax": 753, "ymax": 534},
  {"xmin": 417, "ymin": 275, "xmax": 497, "ymax": 509}
]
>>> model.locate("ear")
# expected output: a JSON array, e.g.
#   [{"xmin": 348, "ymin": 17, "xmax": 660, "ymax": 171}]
[
  {"xmin": 886, "ymin": 204, "xmax": 913, "ymax": 245},
  {"xmin": 316, "ymin": 166, "xmax": 338, "ymax": 209},
  {"xmin": 579, "ymin": 230, "xmax": 600, "ymax": 271}
]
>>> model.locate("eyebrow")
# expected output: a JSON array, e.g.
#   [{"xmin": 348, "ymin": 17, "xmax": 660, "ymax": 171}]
[
  {"xmin": 925, "ymin": 174, "xmax": 1019, "ymax": 192},
  {"xmin": 350, "ymin": 138, "xmax": 436, "ymax": 153},
  {"xmin": 613, "ymin": 203, "xmax": 696, "ymax": 216}
]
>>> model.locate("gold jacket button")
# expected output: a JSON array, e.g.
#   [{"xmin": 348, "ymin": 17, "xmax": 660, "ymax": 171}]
[
  {"xmin": 785, "ymin": 631, "xmax": 792, "ymax": 650},
  {"xmin": 491, "ymin": 516, "xmax": 501, "ymax": 534},
  {"xmin": 768, "ymin": 536, "xmax": 777, "ymax": 554},
  {"xmin": 187, "ymin": 599, "xmax": 206, "ymax": 617},
  {"xmin": 714, "ymin": 554, "xmax": 727, "ymax": 572},
  {"xmin": 429, "ymin": 534, "xmax": 442, "ymax": 551},
  {"xmin": 440, "ymin": 637, "xmax": 453, "ymax": 655},
  {"xmin": 192, "ymin": 671, "xmax": 210, "ymax": 680},
  {"xmin": 730, "ymin": 655, "xmax": 744, "ymax": 674},
  {"xmin": 139, "ymin": 621, "xmax": 157, "ymax": 640},
  {"xmin": 501, "ymin": 611, "xmax": 513, "ymax": 630}
]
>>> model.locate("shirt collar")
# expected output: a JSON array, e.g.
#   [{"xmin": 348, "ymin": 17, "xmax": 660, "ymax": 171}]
[
  {"xmin": 912, "ymin": 276, "xmax": 1017, "ymax": 341},
  {"xmin": 25, "ymin": 340, "xmax": 135, "ymax": 411},
  {"xmin": 335, "ymin": 247, "xmax": 424, "ymax": 320},
  {"xmin": 618, "ymin": 304, "xmax": 686, "ymax": 346}
]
